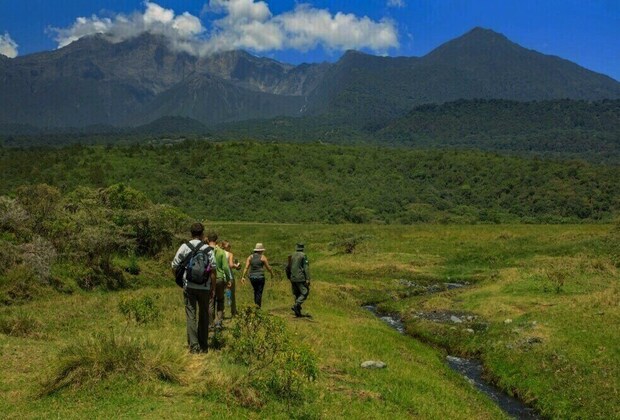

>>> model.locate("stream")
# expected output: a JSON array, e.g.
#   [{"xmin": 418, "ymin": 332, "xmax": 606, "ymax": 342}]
[{"xmin": 363, "ymin": 305, "xmax": 540, "ymax": 419}]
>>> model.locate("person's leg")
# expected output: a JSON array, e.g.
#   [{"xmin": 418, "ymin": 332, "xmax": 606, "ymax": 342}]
[
  {"xmin": 296, "ymin": 282, "xmax": 309, "ymax": 306},
  {"xmin": 251, "ymin": 277, "xmax": 265, "ymax": 307},
  {"xmin": 196, "ymin": 289, "xmax": 210, "ymax": 352},
  {"xmin": 290, "ymin": 282, "xmax": 301, "ymax": 316},
  {"xmin": 184, "ymin": 289, "xmax": 200, "ymax": 352},
  {"xmin": 230, "ymin": 279, "xmax": 237, "ymax": 317},
  {"xmin": 208, "ymin": 286, "xmax": 216, "ymax": 327},
  {"xmin": 215, "ymin": 280, "xmax": 225, "ymax": 326}
]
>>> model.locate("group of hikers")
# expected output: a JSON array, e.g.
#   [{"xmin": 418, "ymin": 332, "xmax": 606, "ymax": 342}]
[{"xmin": 171, "ymin": 223, "xmax": 311, "ymax": 354}]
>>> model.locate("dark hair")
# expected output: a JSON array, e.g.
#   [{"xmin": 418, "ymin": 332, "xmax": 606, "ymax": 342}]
[
  {"xmin": 207, "ymin": 231, "xmax": 218, "ymax": 243},
  {"xmin": 190, "ymin": 222, "xmax": 204, "ymax": 238}
]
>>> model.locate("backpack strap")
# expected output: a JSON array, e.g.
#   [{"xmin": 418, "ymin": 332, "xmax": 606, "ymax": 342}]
[{"xmin": 181, "ymin": 241, "xmax": 203, "ymax": 269}]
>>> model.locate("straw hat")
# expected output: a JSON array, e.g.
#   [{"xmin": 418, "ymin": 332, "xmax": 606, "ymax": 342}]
[{"xmin": 253, "ymin": 243, "xmax": 266, "ymax": 252}]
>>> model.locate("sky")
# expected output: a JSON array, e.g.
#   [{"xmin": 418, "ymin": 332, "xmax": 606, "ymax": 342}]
[{"xmin": 0, "ymin": 0, "xmax": 619, "ymax": 80}]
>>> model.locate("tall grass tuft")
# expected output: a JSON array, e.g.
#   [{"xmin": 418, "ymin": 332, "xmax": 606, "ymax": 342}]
[
  {"xmin": 42, "ymin": 332, "xmax": 186, "ymax": 395},
  {"xmin": 0, "ymin": 310, "xmax": 43, "ymax": 338}
]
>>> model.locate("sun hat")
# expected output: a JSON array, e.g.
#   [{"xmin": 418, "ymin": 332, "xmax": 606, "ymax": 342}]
[
  {"xmin": 253, "ymin": 243, "xmax": 266, "ymax": 252},
  {"xmin": 296, "ymin": 242, "xmax": 305, "ymax": 251}
]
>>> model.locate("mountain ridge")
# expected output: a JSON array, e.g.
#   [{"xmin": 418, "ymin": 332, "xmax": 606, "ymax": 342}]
[{"xmin": 1, "ymin": 27, "xmax": 619, "ymax": 128}]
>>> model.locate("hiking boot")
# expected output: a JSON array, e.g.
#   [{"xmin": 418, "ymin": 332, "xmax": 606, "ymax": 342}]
[{"xmin": 291, "ymin": 304, "xmax": 302, "ymax": 317}]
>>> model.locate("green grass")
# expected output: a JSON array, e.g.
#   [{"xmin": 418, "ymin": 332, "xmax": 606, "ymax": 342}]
[{"xmin": 1, "ymin": 222, "xmax": 618, "ymax": 418}]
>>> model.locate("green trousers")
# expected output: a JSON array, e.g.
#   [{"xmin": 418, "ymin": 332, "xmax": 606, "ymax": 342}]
[{"xmin": 291, "ymin": 282, "xmax": 310, "ymax": 306}]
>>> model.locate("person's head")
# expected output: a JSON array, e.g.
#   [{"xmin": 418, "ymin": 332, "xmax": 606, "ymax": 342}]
[
  {"xmin": 221, "ymin": 240, "xmax": 231, "ymax": 251},
  {"xmin": 253, "ymin": 243, "xmax": 266, "ymax": 253},
  {"xmin": 296, "ymin": 242, "xmax": 305, "ymax": 252},
  {"xmin": 207, "ymin": 231, "xmax": 218, "ymax": 244},
  {"xmin": 190, "ymin": 222, "xmax": 204, "ymax": 239}
]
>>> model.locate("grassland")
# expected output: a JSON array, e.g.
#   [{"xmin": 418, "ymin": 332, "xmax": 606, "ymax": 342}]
[{"xmin": 1, "ymin": 222, "xmax": 618, "ymax": 418}]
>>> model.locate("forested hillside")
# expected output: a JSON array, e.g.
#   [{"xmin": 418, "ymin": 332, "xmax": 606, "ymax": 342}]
[{"xmin": 1, "ymin": 142, "xmax": 618, "ymax": 223}]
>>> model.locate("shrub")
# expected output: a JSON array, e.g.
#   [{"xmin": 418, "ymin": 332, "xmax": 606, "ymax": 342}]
[
  {"xmin": 0, "ymin": 240, "xmax": 20, "ymax": 276},
  {"xmin": 0, "ymin": 265, "xmax": 41, "ymax": 305},
  {"xmin": 15, "ymin": 184, "xmax": 61, "ymax": 235},
  {"xmin": 0, "ymin": 310, "xmax": 43, "ymax": 338},
  {"xmin": 18, "ymin": 236, "xmax": 57, "ymax": 283},
  {"xmin": 125, "ymin": 255, "xmax": 141, "ymax": 275},
  {"xmin": 118, "ymin": 294, "xmax": 161, "ymax": 324},
  {"xmin": 329, "ymin": 233, "xmax": 372, "ymax": 254},
  {"xmin": 42, "ymin": 332, "xmax": 186, "ymax": 395},
  {"xmin": 229, "ymin": 307, "xmax": 317, "ymax": 402},
  {"xmin": 0, "ymin": 196, "xmax": 31, "ymax": 236}
]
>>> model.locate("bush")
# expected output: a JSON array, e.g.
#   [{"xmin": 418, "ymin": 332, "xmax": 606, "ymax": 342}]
[
  {"xmin": 0, "ymin": 196, "xmax": 31, "ymax": 236},
  {"xmin": 15, "ymin": 184, "xmax": 61, "ymax": 235},
  {"xmin": 329, "ymin": 233, "xmax": 372, "ymax": 254},
  {"xmin": 42, "ymin": 332, "xmax": 186, "ymax": 395},
  {"xmin": 118, "ymin": 294, "xmax": 160, "ymax": 324},
  {"xmin": 0, "ymin": 240, "xmax": 20, "ymax": 276},
  {"xmin": 18, "ymin": 236, "xmax": 57, "ymax": 283},
  {"xmin": 0, "ymin": 265, "xmax": 41, "ymax": 305},
  {"xmin": 230, "ymin": 307, "xmax": 317, "ymax": 402}
]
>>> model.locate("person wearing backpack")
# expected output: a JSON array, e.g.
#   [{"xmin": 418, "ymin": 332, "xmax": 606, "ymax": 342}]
[
  {"xmin": 241, "ymin": 243, "xmax": 274, "ymax": 308},
  {"xmin": 171, "ymin": 223, "xmax": 216, "ymax": 354},
  {"xmin": 288, "ymin": 243, "xmax": 311, "ymax": 317},
  {"xmin": 207, "ymin": 232, "xmax": 232, "ymax": 329}
]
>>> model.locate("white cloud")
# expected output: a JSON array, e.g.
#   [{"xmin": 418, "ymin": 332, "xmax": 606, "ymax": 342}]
[
  {"xmin": 387, "ymin": 0, "xmax": 406, "ymax": 8},
  {"xmin": 51, "ymin": 1, "xmax": 205, "ymax": 50},
  {"xmin": 0, "ymin": 32, "xmax": 19, "ymax": 58},
  {"xmin": 51, "ymin": 1, "xmax": 399, "ymax": 56}
]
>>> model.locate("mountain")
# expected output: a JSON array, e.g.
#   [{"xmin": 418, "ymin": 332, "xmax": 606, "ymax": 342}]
[
  {"xmin": 304, "ymin": 28, "xmax": 620, "ymax": 128},
  {"xmin": 1, "ymin": 27, "xmax": 619, "ymax": 129}
]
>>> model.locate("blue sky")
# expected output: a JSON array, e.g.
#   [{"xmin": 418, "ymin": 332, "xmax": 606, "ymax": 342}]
[{"xmin": 1, "ymin": 0, "xmax": 619, "ymax": 80}]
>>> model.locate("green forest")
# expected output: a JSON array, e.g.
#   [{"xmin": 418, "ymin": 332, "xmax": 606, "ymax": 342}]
[
  {"xmin": 1, "ymin": 141, "xmax": 619, "ymax": 224},
  {"xmin": 3, "ymin": 99, "xmax": 620, "ymax": 163}
]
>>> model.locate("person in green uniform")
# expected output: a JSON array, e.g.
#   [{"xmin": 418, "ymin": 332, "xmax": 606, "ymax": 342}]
[{"xmin": 289, "ymin": 242, "xmax": 310, "ymax": 317}]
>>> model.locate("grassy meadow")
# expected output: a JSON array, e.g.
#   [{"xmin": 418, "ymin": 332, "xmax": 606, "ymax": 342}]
[{"xmin": 1, "ymin": 221, "xmax": 618, "ymax": 418}]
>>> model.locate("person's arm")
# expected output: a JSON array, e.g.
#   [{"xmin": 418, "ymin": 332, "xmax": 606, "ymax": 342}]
[
  {"xmin": 171, "ymin": 244, "xmax": 188, "ymax": 273},
  {"xmin": 208, "ymin": 249, "xmax": 218, "ymax": 291},
  {"xmin": 262, "ymin": 255, "xmax": 274, "ymax": 277},
  {"xmin": 303, "ymin": 255, "xmax": 311, "ymax": 284},
  {"xmin": 241, "ymin": 255, "xmax": 251, "ymax": 283}
]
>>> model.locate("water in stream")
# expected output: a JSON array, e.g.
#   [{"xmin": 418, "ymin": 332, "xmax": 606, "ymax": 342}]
[{"xmin": 363, "ymin": 305, "xmax": 540, "ymax": 419}]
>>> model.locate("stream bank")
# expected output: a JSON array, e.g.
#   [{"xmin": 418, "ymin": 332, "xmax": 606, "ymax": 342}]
[{"xmin": 364, "ymin": 297, "xmax": 540, "ymax": 419}]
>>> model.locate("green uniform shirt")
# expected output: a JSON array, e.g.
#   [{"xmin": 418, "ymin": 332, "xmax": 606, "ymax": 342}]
[{"xmin": 290, "ymin": 251, "xmax": 310, "ymax": 283}]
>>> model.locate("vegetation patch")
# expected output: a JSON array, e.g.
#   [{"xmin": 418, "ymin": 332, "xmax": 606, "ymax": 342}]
[
  {"xmin": 118, "ymin": 294, "xmax": 161, "ymax": 324},
  {"xmin": 0, "ymin": 310, "xmax": 44, "ymax": 338},
  {"xmin": 229, "ymin": 307, "xmax": 318, "ymax": 404},
  {"xmin": 42, "ymin": 332, "xmax": 186, "ymax": 395}
]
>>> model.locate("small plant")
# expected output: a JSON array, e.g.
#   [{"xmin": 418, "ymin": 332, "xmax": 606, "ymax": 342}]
[
  {"xmin": 543, "ymin": 268, "xmax": 568, "ymax": 293},
  {"xmin": 118, "ymin": 294, "xmax": 161, "ymax": 324},
  {"xmin": 42, "ymin": 331, "xmax": 185, "ymax": 395},
  {"xmin": 125, "ymin": 255, "xmax": 141, "ymax": 275},
  {"xmin": 329, "ymin": 232, "xmax": 372, "ymax": 254}
]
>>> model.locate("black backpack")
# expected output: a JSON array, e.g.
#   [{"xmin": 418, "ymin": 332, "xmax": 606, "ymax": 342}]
[{"xmin": 175, "ymin": 241, "xmax": 213, "ymax": 288}]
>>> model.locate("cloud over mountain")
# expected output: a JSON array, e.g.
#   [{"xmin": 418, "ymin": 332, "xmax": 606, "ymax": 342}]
[
  {"xmin": 50, "ymin": 0, "xmax": 399, "ymax": 56},
  {"xmin": 0, "ymin": 32, "xmax": 18, "ymax": 58}
]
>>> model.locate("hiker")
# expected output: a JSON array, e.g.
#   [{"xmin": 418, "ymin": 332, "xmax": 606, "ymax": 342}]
[
  {"xmin": 171, "ymin": 222, "xmax": 216, "ymax": 354},
  {"xmin": 221, "ymin": 240, "xmax": 241, "ymax": 317},
  {"xmin": 288, "ymin": 242, "xmax": 311, "ymax": 317},
  {"xmin": 207, "ymin": 232, "xmax": 232, "ymax": 329},
  {"xmin": 241, "ymin": 243, "xmax": 274, "ymax": 308}
]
